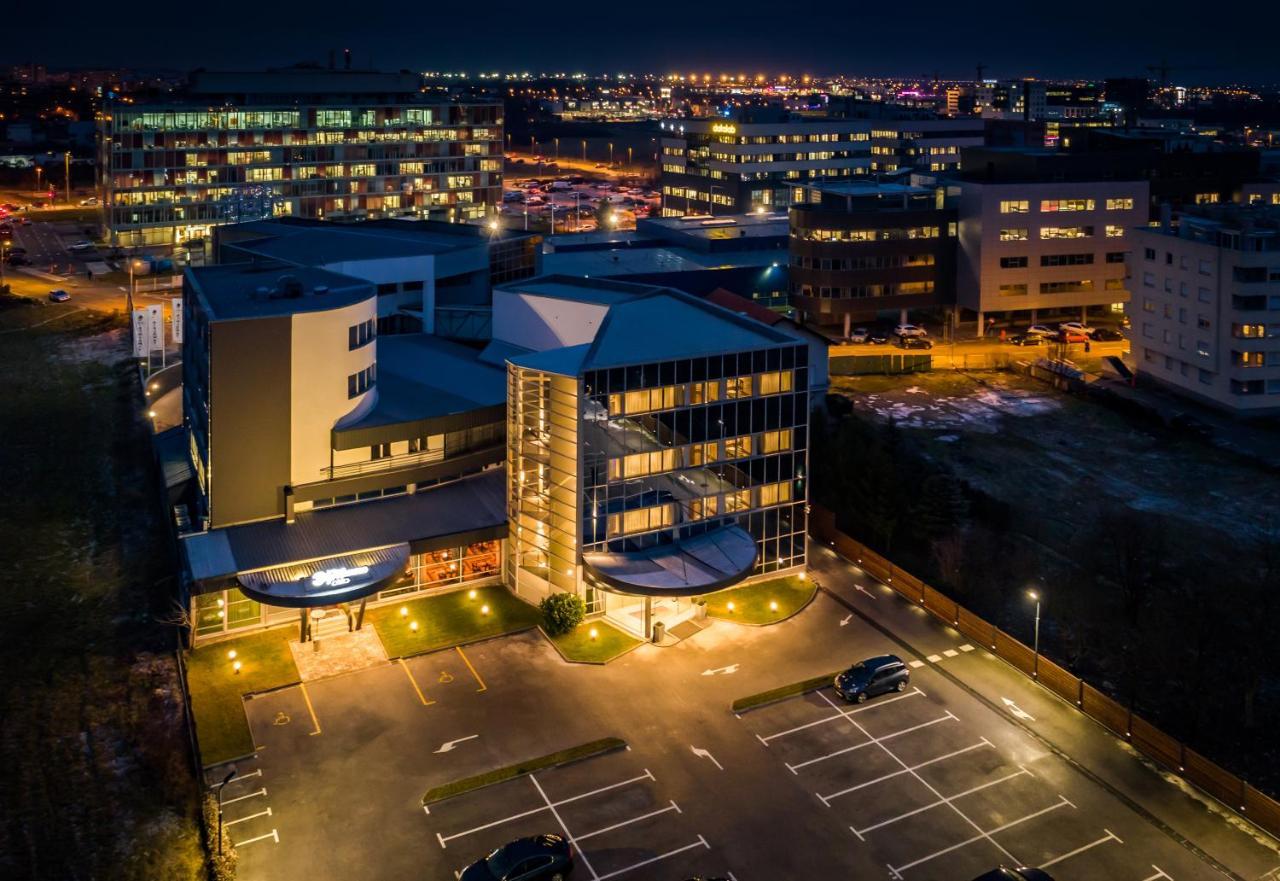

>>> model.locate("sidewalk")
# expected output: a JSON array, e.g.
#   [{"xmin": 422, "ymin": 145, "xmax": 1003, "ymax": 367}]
[{"xmin": 808, "ymin": 544, "xmax": 1280, "ymax": 881}]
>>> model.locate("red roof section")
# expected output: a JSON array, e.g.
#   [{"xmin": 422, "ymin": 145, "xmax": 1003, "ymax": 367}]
[{"xmin": 705, "ymin": 287, "xmax": 785, "ymax": 326}]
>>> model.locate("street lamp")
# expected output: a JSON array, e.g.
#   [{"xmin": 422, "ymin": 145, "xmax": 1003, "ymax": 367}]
[
  {"xmin": 214, "ymin": 769, "xmax": 238, "ymax": 855},
  {"xmin": 553, "ymin": 138, "xmax": 559, "ymax": 161},
  {"xmin": 1026, "ymin": 589, "xmax": 1042, "ymax": 678},
  {"xmin": 581, "ymin": 139, "xmax": 586, "ymax": 162}
]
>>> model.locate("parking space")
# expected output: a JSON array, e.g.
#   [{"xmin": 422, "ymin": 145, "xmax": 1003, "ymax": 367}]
[
  {"xmin": 739, "ymin": 679, "xmax": 1180, "ymax": 881},
  {"xmin": 205, "ymin": 759, "xmax": 279, "ymax": 850},
  {"xmin": 426, "ymin": 749, "xmax": 730, "ymax": 881}
]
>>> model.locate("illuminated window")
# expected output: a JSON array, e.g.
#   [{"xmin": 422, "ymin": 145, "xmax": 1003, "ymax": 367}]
[
  {"xmin": 608, "ymin": 386, "xmax": 678, "ymax": 415},
  {"xmin": 1040, "ymin": 199, "xmax": 1095, "ymax": 212},
  {"xmin": 1039, "ymin": 226, "xmax": 1093, "ymax": 239},
  {"xmin": 999, "ymin": 200, "xmax": 1029, "ymax": 214},
  {"xmin": 607, "ymin": 504, "xmax": 674, "ymax": 537},
  {"xmin": 1106, "ymin": 197, "xmax": 1134, "ymax": 210},
  {"xmin": 724, "ymin": 436, "xmax": 753, "ymax": 459},
  {"xmin": 760, "ymin": 429, "xmax": 793, "ymax": 454},
  {"xmin": 1105, "ymin": 225, "xmax": 1125, "ymax": 238},
  {"xmin": 757, "ymin": 371, "xmax": 793, "ymax": 396},
  {"xmin": 758, "ymin": 481, "xmax": 793, "ymax": 507},
  {"xmin": 999, "ymin": 228, "xmax": 1029, "ymax": 242}
]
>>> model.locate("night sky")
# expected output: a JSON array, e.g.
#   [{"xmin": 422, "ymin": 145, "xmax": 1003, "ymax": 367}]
[{"xmin": 7, "ymin": 0, "xmax": 1280, "ymax": 85}]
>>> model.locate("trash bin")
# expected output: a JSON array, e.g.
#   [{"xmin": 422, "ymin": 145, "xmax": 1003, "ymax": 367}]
[{"xmin": 652, "ymin": 621, "xmax": 665, "ymax": 643}]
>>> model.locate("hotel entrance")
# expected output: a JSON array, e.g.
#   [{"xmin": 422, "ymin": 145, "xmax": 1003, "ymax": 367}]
[{"xmin": 601, "ymin": 590, "xmax": 702, "ymax": 641}]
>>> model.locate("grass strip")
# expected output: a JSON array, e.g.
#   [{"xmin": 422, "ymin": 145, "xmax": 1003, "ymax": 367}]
[
  {"xmin": 731, "ymin": 671, "xmax": 842, "ymax": 713},
  {"xmin": 546, "ymin": 620, "xmax": 641, "ymax": 664},
  {"xmin": 422, "ymin": 737, "xmax": 626, "ymax": 805}
]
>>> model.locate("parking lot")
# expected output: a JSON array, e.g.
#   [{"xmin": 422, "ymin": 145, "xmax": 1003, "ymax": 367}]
[
  {"xmin": 204, "ymin": 555, "xmax": 1280, "ymax": 881},
  {"xmin": 427, "ymin": 749, "xmax": 731, "ymax": 880}
]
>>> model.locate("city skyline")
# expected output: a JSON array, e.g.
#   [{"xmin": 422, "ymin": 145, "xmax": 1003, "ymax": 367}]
[{"xmin": 7, "ymin": 0, "xmax": 1280, "ymax": 86}]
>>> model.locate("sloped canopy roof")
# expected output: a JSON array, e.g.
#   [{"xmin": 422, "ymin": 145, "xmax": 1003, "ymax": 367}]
[{"xmin": 582, "ymin": 524, "xmax": 757, "ymax": 596}]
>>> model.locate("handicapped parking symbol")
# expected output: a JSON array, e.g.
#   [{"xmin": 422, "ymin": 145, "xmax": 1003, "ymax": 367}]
[
  {"xmin": 273, "ymin": 711, "xmax": 291, "ymax": 726},
  {"xmin": 438, "ymin": 670, "xmax": 455, "ymax": 684}
]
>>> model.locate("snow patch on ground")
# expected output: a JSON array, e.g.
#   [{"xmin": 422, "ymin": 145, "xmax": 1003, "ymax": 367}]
[{"xmin": 856, "ymin": 383, "xmax": 1063, "ymax": 433}]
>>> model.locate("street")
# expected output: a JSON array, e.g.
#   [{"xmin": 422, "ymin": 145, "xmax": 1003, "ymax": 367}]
[{"xmin": 204, "ymin": 539, "xmax": 1280, "ymax": 881}]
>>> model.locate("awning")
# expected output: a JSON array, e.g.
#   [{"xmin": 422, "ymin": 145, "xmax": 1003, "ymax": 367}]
[
  {"xmin": 237, "ymin": 544, "xmax": 410, "ymax": 608},
  {"xmin": 583, "ymin": 524, "xmax": 757, "ymax": 597}
]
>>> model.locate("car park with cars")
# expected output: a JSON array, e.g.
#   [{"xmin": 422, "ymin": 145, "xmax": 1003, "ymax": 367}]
[
  {"xmin": 1025, "ymin": 325, "xmax": 1055, "ymax": 337},
  {"xmin": 1010, "ymin": 333, "xmax": 1044, "ymax": 346},
  {"xmin": 1089, "ymin": 327, "xmax": 1124, "ymax": 341},
  {"xmin": 1058, "ymin": 321, "xmax": 1094, "ymax": 336},
  {"xmin": 834, "ymin": 654, "xmax": 910, "ymax": 703},
  {"xmin": 894, "ymin": 323, "xmax": 928, "ymax": 337},
  {"xmin": 896, "ymin": 335, "xmax": 934, "ymax": 350}
]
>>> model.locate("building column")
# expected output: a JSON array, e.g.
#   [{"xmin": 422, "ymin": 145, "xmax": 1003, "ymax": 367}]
[
  {"xmin": 355, "ymin": 597, "xmax": 368, "ymax": 631},
  {"xmin": 1081, "ymin": 305, "xmax": 1088, "ymax": 323},
  {"xmin": 644, "ymin": 596, "xmax": 653, "ymax": 642},
  {"xmin": 899, "ymin": 308, "xmax": 908, "ymax": 326},
  {"xmin": 1030, "ymin": 308, "xmax": 1038, "ymax": 324},
  {"xmin": 842, "ymin": 313, "xmax": 851, "ymax": 340},
  {"xmin": 976, "ymin": 310, "xmax": 985, "ymax": 338},
  {"xmin": 299, "ymin": 608, "xmax": 309, "ymax": 643}
]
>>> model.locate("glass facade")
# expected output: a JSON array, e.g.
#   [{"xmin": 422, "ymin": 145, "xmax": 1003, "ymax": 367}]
[{"xmin": 191, "ymin": 540, "xmax": 500, "ymax": 639}]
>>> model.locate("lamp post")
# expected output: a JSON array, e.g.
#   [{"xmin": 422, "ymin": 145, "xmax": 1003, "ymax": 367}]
[
  {"xmin": 214, "ymin": 769, "xmax": 238, "ymax": 855},
  {"xmin": 553, "ymin": 138, "xmax": 559, "ymax": 161},
  {"xmin": 64, "ymin": 152, "xmax": 71, "ymax": 204},
  {"xmin": 1027, "ymin": 589, "xmax": 1042, "ymax": 678},
  {"xmin": 609, "ymin": 142, "xmax": 614, "ymax": 166},
  {"xmin": 581, "ymin": 139, "xmax": 586, "ymax": 162}
]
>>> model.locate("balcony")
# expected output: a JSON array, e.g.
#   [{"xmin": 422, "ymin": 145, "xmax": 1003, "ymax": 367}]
[{"xmin": 325, "ymin": 447, "xmax": 444, "ymax": 480}]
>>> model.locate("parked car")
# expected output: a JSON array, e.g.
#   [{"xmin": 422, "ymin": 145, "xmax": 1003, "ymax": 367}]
[
  {"xmin": 48, "ymin": 289, "xmax": 71, "ymax": 303},
  {"xmin": 6, "ymin": 253, "xmax": 28, "ymax": 266},
  {"xmin": 1058, "ymin": 321, "xmax": 1094, "ymax": 336},
  {"xmin": 868, "ymin": 331, "xmax": 890, "ymax": 345},
  {"xmin": 896, "ymin": 335, "xmax": 934, "ymax": 350},
  {"xmin": 834, "ymin": 655, "xmax": 910, "ymax": 703},
  {"xmin": 970, "ymin": 869, "xmax": 1054, "ymax": 881},
  {"xmin": 460, "ymin": 834, "xmax": 573, "ymax": 881},
  {"xmin": 1057, "ymin": 329, "xmax": 1089, "ymax": 343},
  {"xmin": 1009, "ymin": 333, "xmax": 1044, "ymax": 347},
  {"xmin": 78, "ymin": 197, "xmax": 99, "ymax": 206},
  {"xmin": 1025, "ymin": 324, "xmax": 1055, "ymax": 337},
  {"xmin": 68, "ymin": 240, "xmax": 96, "ymax": 252},
  {"xmin": 894, "ymin": 323, "xmax": 928, "ymax": 337},
  {"xmin": 1090, "ymin": 327, "xmax": 1124, "ymax": 341},
  {"xmin": 848, "ymin": 327, "xmax": 870, "ymax": 344}
]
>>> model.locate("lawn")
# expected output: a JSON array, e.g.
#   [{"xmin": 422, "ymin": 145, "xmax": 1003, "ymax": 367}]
[
  {"xmin": 368, "ymin": 584, "xmax": 542, "ymax": 658},
  {"xmin": 704, "ymin": 575, "xmax": 816, "ymax": 625},
  {"xmin": 547, "ymin": 620, "xmax": 641, "ymax": 663},
  {"xmin": 184, "ymin": 628, "xmax": 300, "ymax": 766}
]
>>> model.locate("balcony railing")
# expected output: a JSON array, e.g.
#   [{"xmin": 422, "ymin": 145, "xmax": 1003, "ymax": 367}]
[{"xmin": 325, "ymin": 447, "xmax": 444, "ymax": 480}]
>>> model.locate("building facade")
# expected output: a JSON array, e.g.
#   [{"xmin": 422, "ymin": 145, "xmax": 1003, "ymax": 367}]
[
  {"xmin": 499, "ymin": 278, "xmax": 810, "ymax": 639},
  {"xmin": 862, "ymin": 118, "xmax": 986, "ymax": 174},
  {"xmin": 787, "ymin": 181, "xmax": 957, "ymax": 332},
  {"xmin": 1128, "ymin": 207, "xmax": 1280, "ymax": 415},
  {"xmin": 659, "ymin": 112, "xmax": 871, "ymax": 216},
  {"xmin": 99, "ymin": 70, "xmax": 503, "ymax": 246}
]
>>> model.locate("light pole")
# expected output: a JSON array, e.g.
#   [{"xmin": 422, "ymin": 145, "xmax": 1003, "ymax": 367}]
[
  {"xmin": 64, "ymin": 152, "xmax": 71, "ymax": 204},
  {"xmin": 214, "ymin": 769, "xmax": 238, "ymax": 855},
  {"xmin": 1027, "ymin": 589, "xmax": 1042, "ymax": 678},
  {"xmin": 553, "ymin": 138, "xmax": 559, "ymax": 161},
  {"xmin": 609, "ymin": 142, "xmax": 614, "ymax": 166},
  {"xmin": 35, "ymin": 165, "xmax": 43, "ymax": 196},
  {"xmin": 581, "ymin": 139, "xmax": 586, "ymax": 162},
  {"xmin": 627, "ymin": 146, "xmax": 633, "ymax": 168}
]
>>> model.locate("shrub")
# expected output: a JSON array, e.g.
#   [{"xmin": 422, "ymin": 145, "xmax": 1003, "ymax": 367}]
[
  {"xmin": 539, "ymin": 592, "xmax": 585, "ymax": 636},
  {"xmin": 201, "ymin": 793, "xmax": 238, "ymax": 881}
]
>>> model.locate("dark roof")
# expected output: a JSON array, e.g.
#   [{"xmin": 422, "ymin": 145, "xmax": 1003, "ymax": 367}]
[
  {"xmin": 186, "ymin": 262, "xmax": 373, "ymax": 320},
  {"xmin": 183, "ymin": 469, "xmax": 505, "ymax": 585}
]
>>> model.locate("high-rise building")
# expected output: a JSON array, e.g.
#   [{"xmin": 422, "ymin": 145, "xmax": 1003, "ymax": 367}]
[
  {"xmin": 98, "ymin": 69, "xmax": 503, "ymax": 246},
  {"xmin": 1128, "ymin": 206, "xmax": 1280, "ymax": 414}
]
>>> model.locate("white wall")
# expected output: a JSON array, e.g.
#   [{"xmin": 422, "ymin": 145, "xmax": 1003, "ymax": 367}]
[
  {"xmin": 492, "ymin": 289, "xmax": 609, "ymax": 351},
  {"xmin": 288, "ymin": 296, "xmax": 379, "ymax": 487}
]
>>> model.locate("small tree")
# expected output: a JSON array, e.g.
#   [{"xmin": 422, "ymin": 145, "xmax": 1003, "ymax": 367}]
[{"xmin": 540, "ymin": 592, "xmax": 586, "ymax": 636}]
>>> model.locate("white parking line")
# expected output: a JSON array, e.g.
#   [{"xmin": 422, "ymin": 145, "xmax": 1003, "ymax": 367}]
[
  {"xmin": 224, "ymin": 807, "xmax": 272, "ymax": 826},
  {"xmin": 221, "ymin": 787, "xmax": 267, "ymax": 806},
  {"xmin": 888, "ymin": 796, "xmax": 1071, "ymax": 877},
  {"xmin": 1039, "ymin": 829, "xmax": 1123, "ymax": 869},
  {"xmin": 576, "ymin": 802, "xmax": 682, "ymax": 842},
  {"xmin": 1142, "ymin": 867, "xmax": 1173, "ymax": 881},
  {"xmin": 817, "ymin": 740, "xmax": 993, "ymax": 805},
  {"xmin": 757, "ymin": 687, "xmax": 926, "ymax": 743},
  {"xmin": 818, "ymin": 690, "xmax": 1019, "ymax": 865},
  {"xmin": 221, "ymin": 768, "xmax": 263, "ymax": 785},
  {"xmin": 594, "ymin": 835, "xmax": 711, "ymax": 881},
  {"xmin": 436, "ymin": 771, "xmax": 655, "ymax": 847},
  {"xmin": 786, "ymin": 713, "xmax": 957, "ymax": 774},
  {"xmin": 851, "ymin": 766, "xmax": 1032, "ymax": 839},
  {"xmin": 530, "ymin": 773, "xmax": 599, "ymax": 881},
  {"xmin": 233, "ymin": 829, "xmax": 279, "ymax": 847}
]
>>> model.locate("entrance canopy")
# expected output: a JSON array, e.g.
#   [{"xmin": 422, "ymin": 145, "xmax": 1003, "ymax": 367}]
[
  {"xmin": 583, "ymin": 524, "xmax": 757, "ymax": 597},
  {"xmin": 237, "ymin": 544, "xmax": 409, "ymax": 608}
]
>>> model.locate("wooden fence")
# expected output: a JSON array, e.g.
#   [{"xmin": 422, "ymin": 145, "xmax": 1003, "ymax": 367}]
[{"xmin": 809, "ymin": 504, "xmax": 1280, "ymax": 841}]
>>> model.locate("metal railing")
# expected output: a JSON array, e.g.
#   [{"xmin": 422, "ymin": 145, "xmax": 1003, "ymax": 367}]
[{"xmin": 325, "ymin": 447, "xmax": 444, "ymax": 480}]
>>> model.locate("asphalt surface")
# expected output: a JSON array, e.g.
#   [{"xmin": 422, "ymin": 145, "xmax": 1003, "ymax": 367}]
[{"xmin": 205, "ymin": 539, "xmax": 1280, "ymax": 881}]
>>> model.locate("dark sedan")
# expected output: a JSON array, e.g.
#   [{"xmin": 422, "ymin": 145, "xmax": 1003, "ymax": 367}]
[
  {"xmin": 1009, "ymin": 334, "xmax": 1045, "ymax": 347},
  {"xmin": 834, "ymin": 655, "xmax": 910, "ymax": 703},
  {"xmin": 461, "ymin": 834, "xmax": 573, "ymax": 881},
  {"xmin": 970, "ymin": 868, "xmax": 1054, "ymax": 881}
]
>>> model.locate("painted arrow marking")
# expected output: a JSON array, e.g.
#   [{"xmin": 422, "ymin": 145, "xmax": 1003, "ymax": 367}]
[
  {"xmin": 433, "ymin": 734, "xmax": 480, "ymax": 754},
  {"xmin": 855, "ymin": 585, "xmax": 877, "ymax": 599},
  {"xmin": 839, "ymin": 614, "xmax": 853, "ymax": 627},
  {"xmin": 1002, "ymin": 697, "xmax": 1037, "ymax": 722},
  {"xmin": 701, "ymin": 664, "xmax": 740, "ymax": 676},
  {"xmin": 691, "ymin": 746, "xmax": 724, "ymax": 770}
]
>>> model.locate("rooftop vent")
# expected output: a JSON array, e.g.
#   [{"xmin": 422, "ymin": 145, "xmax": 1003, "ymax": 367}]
[{"xmin": 271, "ymin": 274, "xmax": 304, "ymax": 299}]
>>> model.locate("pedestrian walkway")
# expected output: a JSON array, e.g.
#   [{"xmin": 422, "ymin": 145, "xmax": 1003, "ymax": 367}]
[{"xmin": 289, "ymin": 626, "xmax": 388, "ymax": 681}]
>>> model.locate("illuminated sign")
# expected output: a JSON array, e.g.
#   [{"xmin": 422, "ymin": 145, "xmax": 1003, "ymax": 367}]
[
  {"xmin": 305, "ymin": 566, "xmax": 370, "ymax": 588},
  {"xmin": 710, "ymin": 123, "xmax": 737, "ymax": 135}
]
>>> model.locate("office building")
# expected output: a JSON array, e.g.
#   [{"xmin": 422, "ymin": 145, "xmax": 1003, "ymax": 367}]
[
  {"xmin": 788, "ymin": 180, "xmax": 957, "ymax": 334},
  {"xmin": 1128, "ymin": 206, "xmax": 1280, "ymax": 415},
  {"xmin": 952, "ymin": 147, "xmax": 1149, "ymax": 328},
  {"xmin": 178, "ymin": 265, "xmax": 813, "ymax": 644},
  {"xmin": 977, "ymin": 80, "xmax": 1047, "ymax": 122},
  {"xmin": 863, "ymin": 118, "xmax": 986, "ymax": 174},
  {"xmin": 98, "ymin": 69, "xmax": 503, "ymax": 246},
  {"xmin": 501, "ymin": 277, "xmax": 810, "ymax": 638},
  {"xmin": 659, "ymin": 109, "xmax": 871, "ymax": 215}
]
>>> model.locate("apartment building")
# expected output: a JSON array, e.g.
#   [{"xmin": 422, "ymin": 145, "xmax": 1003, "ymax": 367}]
[
  {"xmin": 953, "ymin": 147, "xmax": 1149, "ymax": 328},
  {"xmin": 659, "ymin": 109, "xmax": 871, "ymax": 215},
  {"xmin": 1128, "ymin": 206, "xmax": 1280, "ymax": 415},
  {"xmin": 977, "ymin": 80, "xmax": 1048, "ymax": 121},
  {"xmin": 863, "ymin": 118, "xmax": 986, "ymax": 174},
  {"xmin": 99, "ymin": 69, "xmax": 503, "ymax": 246},
  {"xmin": 787, "ymin": 180, "xmax": 957, "ymax": 333}
]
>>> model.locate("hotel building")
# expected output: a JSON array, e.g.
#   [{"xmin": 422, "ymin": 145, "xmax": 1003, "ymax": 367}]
[
  {"xmin": 98, "ymin": 69, "xmax": 503, "ymax": 246},
  {"xmin": 952, "ymin": 147, "xmax": 1149, "ymax": 328},
  {"xmin": 178, "ymin": 260, "xmax": 812, "ymax": 644},
  {"xmin": 1128, "ymin": 206, "xmax": 1280, "ymax": 415},
  {"xmin": 787, "ymin": 180, "xmax": 957, "ymax": 334},
  {"xmin": 659, "ymin": 111, "xmax": 871, "ymax": 216}
]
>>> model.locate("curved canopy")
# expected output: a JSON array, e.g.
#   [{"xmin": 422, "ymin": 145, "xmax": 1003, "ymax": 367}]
[
  {"xmin": 583, "ymin": 524, "xmax": 757, "ymax": 597},
  {"xmin": 237, "ymin": 543, "xmax": 410, "ymax": 608}
]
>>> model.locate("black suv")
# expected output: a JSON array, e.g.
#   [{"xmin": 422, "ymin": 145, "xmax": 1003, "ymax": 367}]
[
  {"xmin": 834, "ymin": 655, "xmax": 910, "ymax": 703},
  {"xmin": 971, "ymin": 869, "xmax": 1054, "ymax": 881},
  {"xmin": 461, "ymin": 834, "xmax": 574, "ymax": 881}
]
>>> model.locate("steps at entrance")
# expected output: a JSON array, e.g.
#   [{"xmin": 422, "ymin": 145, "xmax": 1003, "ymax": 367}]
[{"xmin": 309, "ymin": 610, "xmax": 351, "ymax": 640}]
